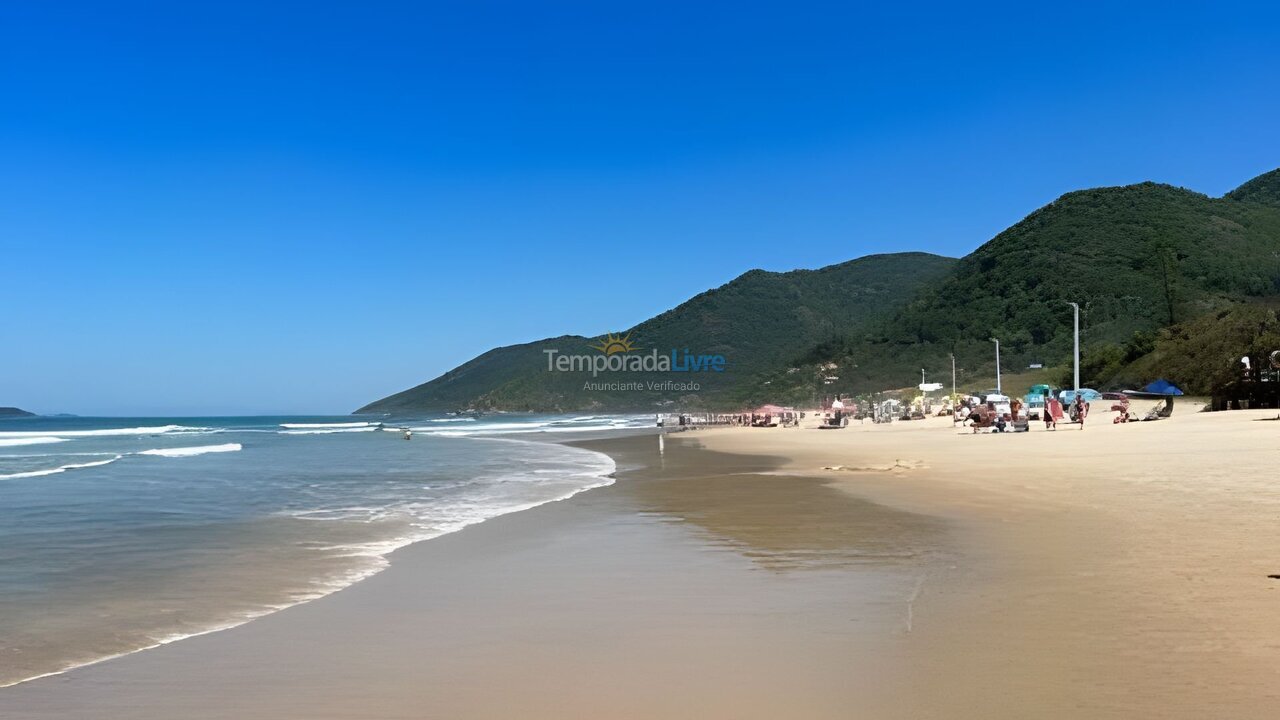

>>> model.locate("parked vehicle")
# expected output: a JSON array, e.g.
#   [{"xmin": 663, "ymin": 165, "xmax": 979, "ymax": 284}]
[
  {"xmin": 1059, "ymin": 388, "xmax": 1103, "ymax": 405},
  {"xmin": 1060, "ymin": 388, "xmax": 1103, "ymax": 422},
  {"xmin": 1024, "ymin": 384, "xmax": 1058, "ymax": 420},
  {"xmin": 967, "ymin": 393, "xmax": 1029, "ymax": 432}
]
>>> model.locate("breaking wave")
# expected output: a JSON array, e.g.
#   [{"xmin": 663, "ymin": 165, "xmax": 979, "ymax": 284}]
[
  {"xmin": 137, "ymin": 443, "xmax": 243, "ymax": 458},
  {"xmin": 0, "ymin": 436, "xmax": 68, "ymax": 447},
  {"xmin": 0, "ymin": 425, "xmax": 209, "ymax": 439},
  {"xmin": 0, "ymin": 455, "xmax": 123, "ymax": 480}
]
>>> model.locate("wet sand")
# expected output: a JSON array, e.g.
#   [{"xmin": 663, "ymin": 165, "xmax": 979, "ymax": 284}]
[{"xmin": 0, "ymin": 434, "xmax": 944, "ymax": 719}]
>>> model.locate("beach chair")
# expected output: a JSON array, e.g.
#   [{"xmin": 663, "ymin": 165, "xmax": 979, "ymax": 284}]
[
  {"xmin": 1141, "ymin": 397, "xmax": 1174, "ymax": 420},
  {"xmin": 1140, "ymin": 401, "xmax": 1161, "ymax": 421}
]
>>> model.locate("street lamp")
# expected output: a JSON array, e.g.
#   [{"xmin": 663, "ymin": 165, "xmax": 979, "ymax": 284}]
[
  {"xmin": 950, "ymin": 353, "xmax": 957, "ymax": 427},
  {"xmin": 1065, "ymin": 301, "xmax": 1080, "ymax": 392},
  {"xmin": 990, "ymin": 337, "xmax": 1001, "ymax": 395}
]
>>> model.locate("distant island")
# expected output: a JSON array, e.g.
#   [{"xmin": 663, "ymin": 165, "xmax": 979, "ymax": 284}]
[
  {"xmin": 358, "ymin": 167, "xmax": 1280, "ymax": 414},
  {"xmin": 0, "ymin": 407, "xmax": 36, "ymax": 418}
]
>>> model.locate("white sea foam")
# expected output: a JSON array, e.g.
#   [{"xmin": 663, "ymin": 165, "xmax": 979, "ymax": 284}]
[
  {"xmin": 279, "ymin": 422, "xmax": 379, "ymax": 429},
  {"xmin": 137, "ymin": 443, "xmax": 242, "ymax": 458},
  {"xmin": 288, "ymin": 435, "xmax": 615, "ymax": 517},
  {"xmin": 0, "ymin": 443, "xmax": 243, "ymax": 478},
  {"xmin": 0, "ymin": 425, "xmax": 208, "ymax": 439},
  {"xmin": 0, "ymin": 436, "xmax": 69, "ymax": 447},
  {"xmin": 281, "ymin": 440, "xmax": 617, "ymax": 563},
  {"xmin": 413, "ymin": 415, "xmax": 652, "ymax": 437},
  {"xmin": 0, "ymin": 455, "xmax": 123, "ymax": 480},
  {"xmin": 279, "ymin": 426, "xmax": 380, "ymax": 435},
  {"xmin": 410, "ymin": 420, "xmax": 558, "ymax": 435},
  {"xmin": 0, "ymin": 436, "xmax": 619, "ymax": 690}
]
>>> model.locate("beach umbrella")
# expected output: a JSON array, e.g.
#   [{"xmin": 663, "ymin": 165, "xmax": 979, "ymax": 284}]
[
  {"xmin": 1141, "ymin": 379, "xmax": 1184, "ymax": 396},
  {"xmin": 753, "ymin": 404, "xmax": 791, "ymax": 414}
]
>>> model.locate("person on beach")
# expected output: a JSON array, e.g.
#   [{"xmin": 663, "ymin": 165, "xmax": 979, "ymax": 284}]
[
  {"xmin": 1074, "ymin": 394, "xmax": 1087, "ymax": 430},
  {"xmin": 1044, "ymin": 396, "xmax": 1056, "ymax": 431},
  {"xmin": 969, "ymin": 405, "xmax": 986, "ymax": 433}
]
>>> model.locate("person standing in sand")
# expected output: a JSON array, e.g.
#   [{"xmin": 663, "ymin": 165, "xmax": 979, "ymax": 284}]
[
  {"xmin": 1044, "ymin": 395, "xmax": 1057, "ymax": 431},
  {"xmin": 1074, "ymin": 394, "xmax": 1087, "ymax": 430}
]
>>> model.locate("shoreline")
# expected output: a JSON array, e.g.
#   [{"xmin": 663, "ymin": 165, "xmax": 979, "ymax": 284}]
[
  {"xmin": 0, "ymin": 433, "xmax": 623, "ymax": 692},
  {"xmin": 1, "ymin": 430, "xmax": 942, "ymax": 719}
]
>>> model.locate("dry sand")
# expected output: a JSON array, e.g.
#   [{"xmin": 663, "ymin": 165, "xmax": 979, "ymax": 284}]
[{"xmin": 3, "ymin": 404, "xmax": 1278, "ymax": 718}]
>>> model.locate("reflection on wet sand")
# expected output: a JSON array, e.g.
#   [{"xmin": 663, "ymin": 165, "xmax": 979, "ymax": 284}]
[{"xmin": 580, "ymin": 434, "xmax": 947, "ymax": 572}]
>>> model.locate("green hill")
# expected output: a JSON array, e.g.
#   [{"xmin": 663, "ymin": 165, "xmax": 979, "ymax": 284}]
[
  {"xmin": 360, "ymin": 167, "xmax": 1280, "ymax": 413},
  {"xmin": 357, "ymin": 253, "xmax": 957, "ymax": 413},
  {"xmin": 1224, "ymin": 167, "xmax": 1280, "ymax": 207},
  {"xmin": 778, "ymin": 170, "xmax": 1280, "ymax": 398}
]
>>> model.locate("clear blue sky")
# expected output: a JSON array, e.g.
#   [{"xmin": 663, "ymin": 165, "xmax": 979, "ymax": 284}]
[{"xmin": 3, "ymin": 1, "xmax": 1278, "ymax": 415}]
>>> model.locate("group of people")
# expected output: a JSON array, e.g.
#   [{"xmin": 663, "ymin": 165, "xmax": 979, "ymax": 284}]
[
  {"xmin": 1047, "ymin": 393, "xmax": 1090, "ymax": 430},
  {"xmin": 1038, "ymin": 393, "xmax": 1090, "ymax": 431},
  {"xmin": 720, "ymin": 412, "xmax": 806, "ymax": 427},
  {"xmin": 958, "ymin": 392, "xmax": 1090, "ymax": 433},
  {"xmin": 957, "ymin": 396, "xmax": 1022, "ymax": 433}
]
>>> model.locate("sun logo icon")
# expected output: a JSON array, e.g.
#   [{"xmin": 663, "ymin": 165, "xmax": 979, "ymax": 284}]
[{"xmin": 590, "ymin": 332, "xmax": 639, "ymax": 355}]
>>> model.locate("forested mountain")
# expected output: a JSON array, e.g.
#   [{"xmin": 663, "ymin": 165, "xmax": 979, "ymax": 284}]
[
  {"xmin": 357, "ymin": 253, "xmax": 956, "ymax": 413},
  {"xmin": 360, "ymin": 168, "xmax": 1280, "ymax": 412},
  {"xmin": 759, "ymin": 169, "xmax": 1280, "ymax": 400}
]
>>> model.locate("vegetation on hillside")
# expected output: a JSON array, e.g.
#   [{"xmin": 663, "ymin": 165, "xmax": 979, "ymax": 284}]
[
  {"xmin": 360, "ymin": 168, "xmax": 1280, "ymax": 413},
  {"xmin": 795, "ymin": 172, "xmax": 1280, "ymax": 394},
  {"xmin": 358, "ymin": 253, "xmax": 956, "ymax": 413},
  {"xmin": 1224, "ymin": 167, "xmax": 1280, "ymax": 207},
  {"xmin": 1067, "ymin": 304, "xmax": 1280, "ymax": 394}
]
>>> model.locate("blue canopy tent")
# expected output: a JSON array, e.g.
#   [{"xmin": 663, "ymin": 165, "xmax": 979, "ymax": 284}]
[
  {"xmin": 1123, "ymin": 379, "xmax": 1183, "ymax": 419},
  {"xmin": 1142, "ymin": 379, "xmax": 1184, "ymax": 396}
]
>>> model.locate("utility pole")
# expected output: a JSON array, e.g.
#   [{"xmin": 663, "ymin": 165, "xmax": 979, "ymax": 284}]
[
  {"xmin": 990, "ymin": 338, "xmax": 1001, "ymax": 395},
  {"xmin": 1066, "ymin": 301, "xmax": 1080, "ymax": 392},
  {"xmin": 950, "ymin": 353, "xmax": 957, "ymax": 427}
]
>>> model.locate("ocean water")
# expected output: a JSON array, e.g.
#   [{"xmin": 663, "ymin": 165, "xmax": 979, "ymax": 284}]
[{"xmin": 0, "ymin": 413, "xmax": 652, "ymax": 687}]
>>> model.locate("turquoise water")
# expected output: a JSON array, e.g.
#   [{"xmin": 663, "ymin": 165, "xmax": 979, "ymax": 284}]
[{"xmin": 0, "ymin": 414, "xmax": 648, "ymax": 687}]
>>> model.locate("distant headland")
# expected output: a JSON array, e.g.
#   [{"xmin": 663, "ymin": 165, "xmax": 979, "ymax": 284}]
[{"xmin": 0, "ymin": 407, "xmax": 36, "ymax": 418}]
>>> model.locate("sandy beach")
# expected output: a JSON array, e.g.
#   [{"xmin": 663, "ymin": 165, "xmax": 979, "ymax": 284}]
[
  {"xmin": 690, "ymin": 404, "xmax": 1280, "ymax": 718},
  {"xmin": 3, "ymin": 406, "xmax": 1279, "ymax": 718}
]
